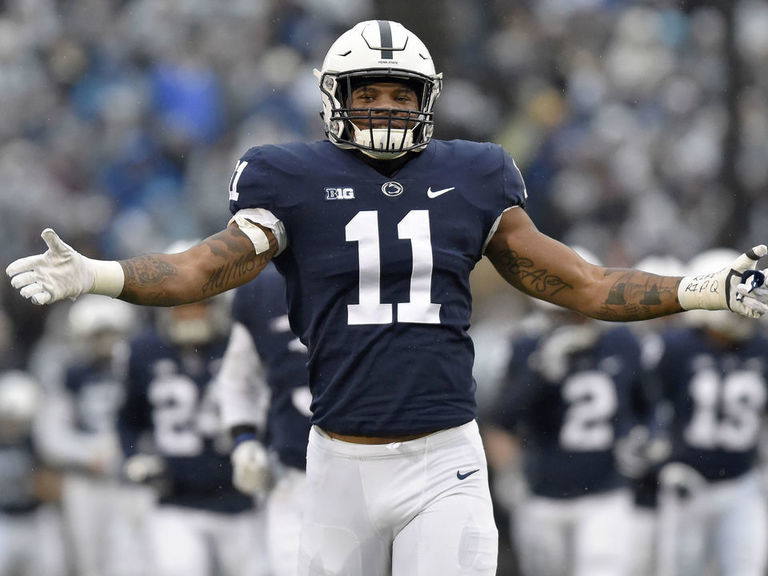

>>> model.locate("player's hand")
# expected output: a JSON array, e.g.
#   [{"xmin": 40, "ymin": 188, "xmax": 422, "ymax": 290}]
[
  {"xmin": 678, "ymin": 245, "xmax": 768, "ymax": 318},
  {"xmin": 231, "ymin": 439, "xmax": 271, "ymax": 495},
  {"xmin": 735, "ymin": 270, "xmax": 768, "ymax": 316},
  {"xmin": 614, "ymin": 426, "xmax": 670, "ymax": 479},
  {"xmin": 123, "ymin": 454, "xmax": 166, "ymax": 484},
  {"xmin": 6, "ymin": 228, "xmax": 95, "ymax": 305}
]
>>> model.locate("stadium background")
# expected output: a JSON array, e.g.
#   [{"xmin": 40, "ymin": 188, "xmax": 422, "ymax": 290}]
[{"xmin": 1, "ymin": 0, "xmax": 768, "ymax": 573}]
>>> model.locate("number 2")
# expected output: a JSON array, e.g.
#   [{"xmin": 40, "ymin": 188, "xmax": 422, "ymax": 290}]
[
  {"xmin": 345, "ymin": 210, "xmax": 441, "ymax": 325},
  {"xmin": 559, "ymin": 371, "xmax": 618, "ymax": 451}
]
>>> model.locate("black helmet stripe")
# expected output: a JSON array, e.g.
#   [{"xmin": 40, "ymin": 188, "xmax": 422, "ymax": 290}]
[{"xmin": 377, "ymin": 20, "xmax": 393, "ymax": 59}]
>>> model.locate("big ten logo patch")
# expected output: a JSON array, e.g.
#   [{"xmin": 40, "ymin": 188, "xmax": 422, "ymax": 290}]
[{"xmin": 325, "ymin": 187, "xmax": 355, "ymax": 200}]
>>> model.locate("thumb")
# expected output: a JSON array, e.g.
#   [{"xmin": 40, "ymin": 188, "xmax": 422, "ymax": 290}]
[
  {"xmin": 40, "ymin": 228, "xmax": 70, "ymax": 255},
  {"xmin": 730, "ymin": 245, "xmax": 767, "ymax": 273}
]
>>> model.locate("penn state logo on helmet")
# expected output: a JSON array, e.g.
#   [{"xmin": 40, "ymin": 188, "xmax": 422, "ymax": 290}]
[{"xmin": 314, "ymin": 20, "xmax": 442, "ymax": 160}]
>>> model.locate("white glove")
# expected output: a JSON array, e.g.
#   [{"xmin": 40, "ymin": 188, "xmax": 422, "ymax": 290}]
[
  {"xmin": 678, "ymin": 245, "xmax": 768, "ymax": 318},
  {"xmin": 231, "ymin": 439, "xmax": 271, "ymax": 495},
  {"xmin": 123, "ymin": 454, "xmax": 166, "ymax": 484},
  {"xmin": 6, "ymin": 228, "xmax": 124, "ymax": 305}
]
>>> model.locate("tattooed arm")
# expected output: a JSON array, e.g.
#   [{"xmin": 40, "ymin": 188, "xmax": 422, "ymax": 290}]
[
  {"xmin": 119, "ymin": 223, "xmax": 277, "ymax": 306},
  {"xmin": 485, "ymin": 208, "xmax": 683, "ymax": 321}
]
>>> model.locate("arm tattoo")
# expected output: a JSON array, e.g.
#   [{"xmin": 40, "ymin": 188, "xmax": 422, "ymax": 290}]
[
  {"xmin": 122, "ymin": 256, "xmax": 178, "ymax": 288},
  {"xmin": 598, "ymin": 269, "xmax": 679, "ymax": 321},
  {"xmin": 495, "ymin": 249, "xmax": 574, "ymax": 297},
  {"xmin": 199, "ymin": 228, "xmax": 276, "ymax": 296},
  {"xmin": 495, "ymin": 249, "xmax": 680, "ymax": 321},
  {"xmin": 201, "ymin": 253, "xmax": 257, "ymax": 296},
  {"xmin": 119, "ymin": 226, "xmax": 275, "ymax": 305}
]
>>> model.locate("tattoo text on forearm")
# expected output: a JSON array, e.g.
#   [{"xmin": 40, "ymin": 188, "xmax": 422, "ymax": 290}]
[
  {"xmin": 496, "ymin": 249, "xmax": 574, "ymax": 297},
  {"xmin": 201, "ymin": 253, "xmax": 257, "ymax": 296}
]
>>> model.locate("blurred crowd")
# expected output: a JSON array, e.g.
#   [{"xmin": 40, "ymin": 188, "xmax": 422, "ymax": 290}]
[
  {"xmin": 3, "ymin": 0, "xmax": 768, "ymax": 363},
  {"xmin": 3, "ymin": 1, "xmax": 768, "ymax": 574}
]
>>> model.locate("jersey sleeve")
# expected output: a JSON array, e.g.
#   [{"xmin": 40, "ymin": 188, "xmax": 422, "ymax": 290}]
[
  {"xmin": 480, "ymin": 145, "xmax": 528, "ymax": 251},
  {"xmin": 227, "ymin": 146, "xmax": 293, "ymax": 253},
  {"xmin": 501, "ymin": 146, "xmax": 527, "ymax": 209}
]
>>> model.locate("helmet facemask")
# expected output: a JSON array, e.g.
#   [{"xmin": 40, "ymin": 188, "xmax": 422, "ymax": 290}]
[{"xmin": 318, "ymin": 68, "xmax": 441, "ymax": 159}]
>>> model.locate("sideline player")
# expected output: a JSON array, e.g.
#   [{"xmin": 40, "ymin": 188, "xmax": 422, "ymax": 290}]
[
  {"xmin": 219, "ymin": 261, "xmax": 312, "ymax": 576},
  {"xmin": 0, "ymin": 370, "xmax": 68, "ymax": 576},
  {"xmin": 488, "ymin": 249, "xmax": 643, "ymax": 576},
  {"xmin": 35, "ymin": 295, "xmax": 147, "ymax": 576},
  {"xmin": 653, "ymin": 249, "xmax": 768, "ymax": 576},
  {"xmin": 7, "ymin": 20, "xmax": 768, "ymax": 576},
  {"xmin": 117, "ymin": 285, "xmax": 267, "ymax": 576}
]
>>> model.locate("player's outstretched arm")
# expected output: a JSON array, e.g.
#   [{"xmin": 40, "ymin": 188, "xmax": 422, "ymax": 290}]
[
  {"xmin": 485, "ymin": 207, "xmax": 768, "ymax": 321},
  {"xmin": 6, "ymin": 223, "xmax": 277, "ymax": 307}
]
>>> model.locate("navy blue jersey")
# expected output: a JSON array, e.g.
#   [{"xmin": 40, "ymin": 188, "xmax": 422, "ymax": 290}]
[
  {"xmin": 229, "ymin": 139, "xmax": 526, "ymax": 435},
  {"xmin": 118, "ymin": 330, "xmax": 253, "ymax": 513},
  {"xmin": 493, "ymin": 325, "xmax": 643, "ymax": 499},
  {"xmin": 231, "ymin": 263, "xmax": 311, "ymax": 470},
  {"xmin": 63, "ymin": 361, "xmax": 124, "ymax": 436},
  {"xmin": 0, "ymin": 435, "xmax": 42, "ymax": 515},
  {"xmin": 655, "ymin": 327, "xmax": 768, "ymax": 481}
]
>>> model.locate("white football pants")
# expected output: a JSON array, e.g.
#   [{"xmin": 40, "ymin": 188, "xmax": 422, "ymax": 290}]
[
  {"xmin": 298, "ymin": 420, "xmax": 498, "ymax": 576},
  {"xmin": 0, "ymin": 504, "xmax": 68, "ymax": 576},
  {"xmin": 658, "ymin": 469, "xmax": 767, "ymax": 576},
  {"xmin": 513, "ymin": 488, "xmax": 633, "ymax": 576},
  {"xmin": 61, "ymin": 474, "xmax": 150, "ymax": 576},
  {"xmin": 267, "ymin": 466, "xmax": 306, "ymax": 576},
  {"xmin": 148, "ymin": 506, "xmax": 269, "ymax": 576}
]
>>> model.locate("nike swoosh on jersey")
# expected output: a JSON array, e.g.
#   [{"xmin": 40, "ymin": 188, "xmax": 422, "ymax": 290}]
[
  {"xmin": 456, "ymin": 468, "xmax": 480, "ymax": 480},
  {"xmin": 427, "ymin": 186, "xmax": 455, "ymax": 198}
]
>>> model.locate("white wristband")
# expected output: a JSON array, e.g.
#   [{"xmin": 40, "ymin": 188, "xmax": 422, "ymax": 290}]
[
  {"xmin": 89, "ymin": 259, "xmax": 125, "ymax": 297},
  {"xmin": 677, "ymin": 272, "xmax": 726, "ymax": 311}
]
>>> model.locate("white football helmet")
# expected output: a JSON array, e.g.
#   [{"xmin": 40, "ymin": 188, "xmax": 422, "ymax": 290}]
[
  {"xmin": 68, "ymin": 294, "xmax": 138, "ymax": 360},
  {"xmin": 314, "ymin": 20, "xmax": 442, "ymax": 159},
  {"xmin": 68, "ymin": 294, "xmax": 138, "ymax": 339},
  {"xmin": 684, "ymin": 248, "xmax": 755, "ymax": 340},
  {"xmin": 0, "ymin": 370, "xmax": 40, "ymax": 438},
  {"xmin": 634, "ymin": 254, "xmax": 686, "ymax": 278}
]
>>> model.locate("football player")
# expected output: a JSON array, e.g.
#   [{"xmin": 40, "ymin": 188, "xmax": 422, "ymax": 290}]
[
  {"xmin": 118, "ymin": 276, "xmax": 266, "ymax": 576},
  {"xmin": 219, "ymin": 261, "xmax": 312, "ymax": 576},
  {"xmin": 0, "ymin": 370, "xmax": 67, "ymax": 576},
  {"xmin": 488, "ymin": 249, "xmax": 643, "ymax": 576},
  {"xmin": 34, "ymin": 295, "xmax": 143, "ymax": 576},
  {"xmin": 117, "ymin": 277, "xmax": 268, "ymax": 576},
  {"xmin": 623, "ymin": 255, "xmax": 685, "ymax": 576},
  {"xmin": 7, "ymin": 20, "xmax": 768, "ymax": 576},
  {"xmin": 652, "ymin": 249, "xmax": 768, "ymax": 576}
]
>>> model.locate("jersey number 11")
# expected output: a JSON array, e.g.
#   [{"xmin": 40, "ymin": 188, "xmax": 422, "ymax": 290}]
[{"xmin": 346, "ymin": 210, "xmax": 441, "ymax": 325}]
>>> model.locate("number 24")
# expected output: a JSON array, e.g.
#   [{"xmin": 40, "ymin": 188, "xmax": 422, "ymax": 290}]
[{"xmin": 346, "ymin": 210, "xmax": 440, "ymax": 325}]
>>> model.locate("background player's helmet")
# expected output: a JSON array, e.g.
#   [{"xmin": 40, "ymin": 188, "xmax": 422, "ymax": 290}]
[
  {"xmin": 315, "ymin": 20, "xmax": 442, "ymax": 159},
  {"xmin": 684, "ymin": 248, "xmax": 755, "ymax": 340},
  {"xmin": 68, "ymin": 294, "xmax": 138, "ymax": 360},
  {"xmin": 0, "ymin": 370, "xmax": 40, "ymax": 439},
  {"xmin": 634, "ymin": 254, "xmax": 686, "ymax": 278}
]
